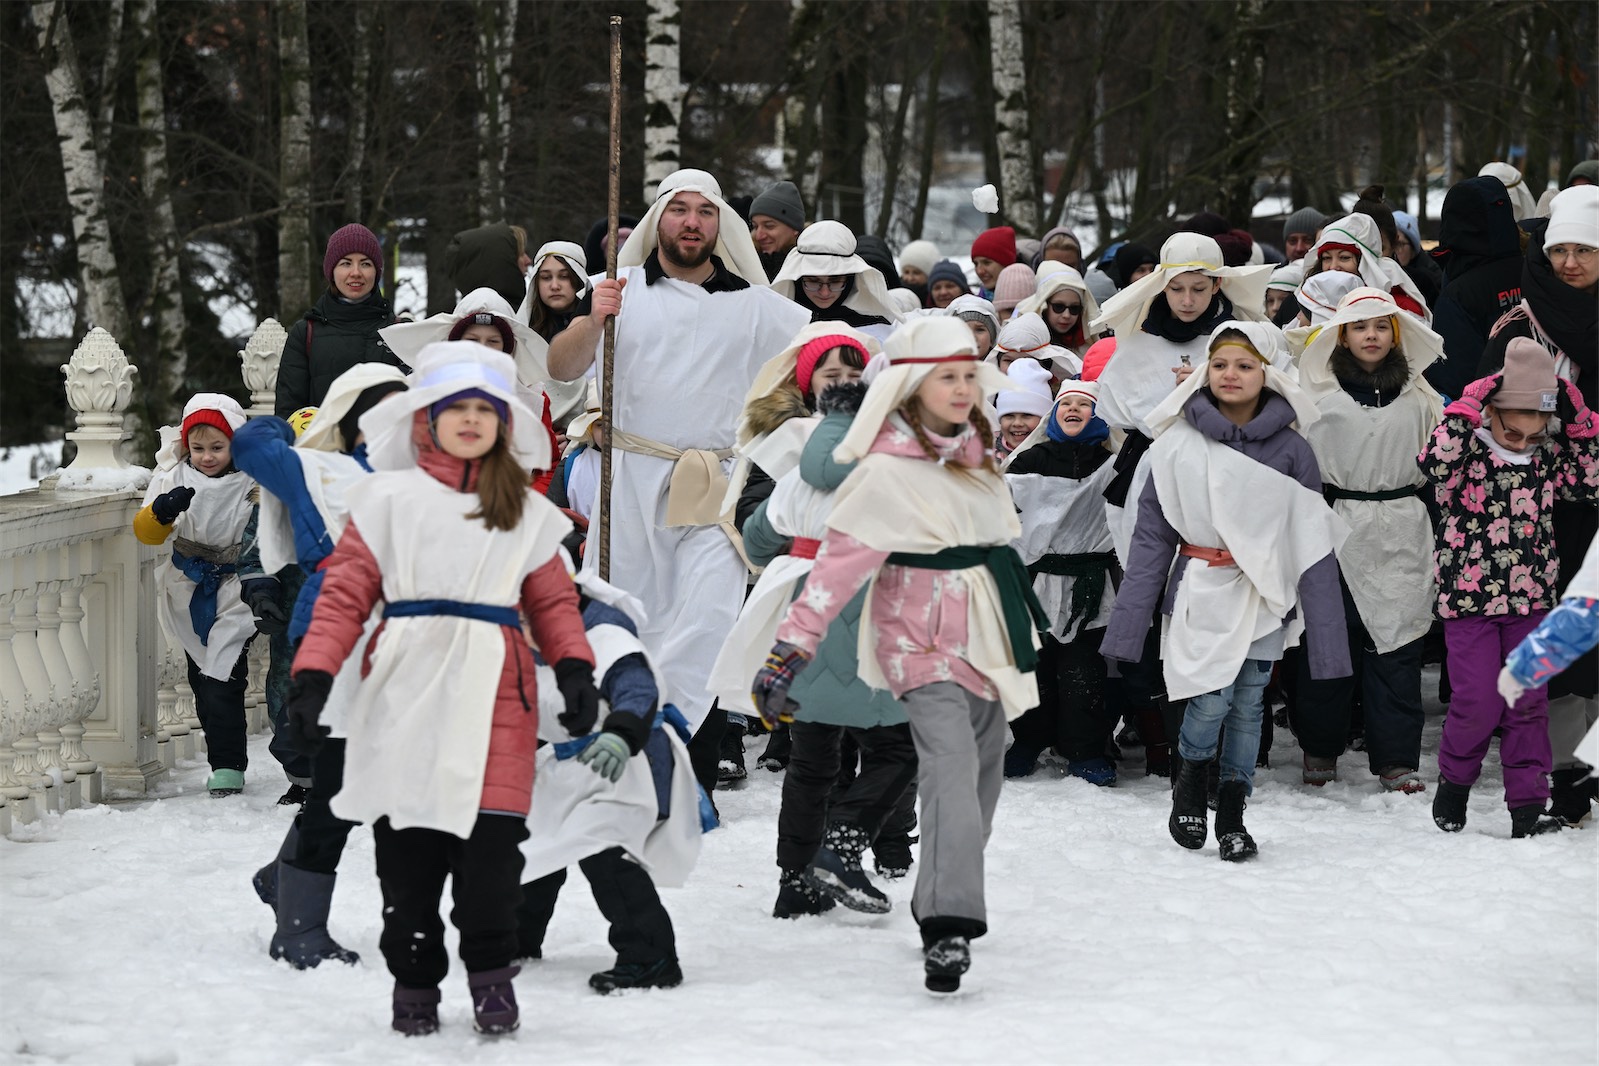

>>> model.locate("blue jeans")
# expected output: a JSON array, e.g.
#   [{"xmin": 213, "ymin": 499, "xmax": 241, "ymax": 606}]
[{"xmin": 1178, "ymin": 659, "xmax": 1272, "ymax": 794}]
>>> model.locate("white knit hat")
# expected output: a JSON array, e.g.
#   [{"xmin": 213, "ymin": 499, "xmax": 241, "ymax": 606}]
[
  {"xmin": 995, "ymin": 357, "xmax": 1054, "ymax": 418},
  {"xmin": 899, "ymin": 239, "xmax": 940, "ymax": 275},
  {"xmin": 1543, "ymin": 185, "xmax": 1599, "ymax": 253}
]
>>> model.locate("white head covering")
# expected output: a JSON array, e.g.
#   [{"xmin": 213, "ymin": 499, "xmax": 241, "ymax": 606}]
[
  {"xmin": 1543, "ymin": 185, "xmax": 1599, "ymax": 252},
  {"xmin": 1057, "ymin": 378, "xmax": 1100, "ymax": 403},
  {"xmin": 1479, "ymin": 161, "xmax": 1539, "ymax": 222},
  {"xmin": 359, "ymin": 341, "xmax": 550, "ymax": 474},
  {"xmin": 770, "ymin": 221, "xmax": 904, "ymax": 324},
  {"xmin": 1268, "ymin": 262, "xmax": 1305, "ymax": 292},
  {"xmin": 996, "ymin": 358, "xmax": 1054, "ymax": 418},
  {"xmin": 1033, "ymin": 259, "xmax": 1070, "ymax": 285},
  {"xmin": 380, "ymin": 288, "xmax": 551, "ymax": 395},
  {"xmin": 298, "ymin": 363, "xmax": 409, "ymax": 453},
  {"xmin": 1294, "ymin": 269, "xmax": 1363, "ymax": 324},
  {"xmin": 1015, "ymin": 266, "xmax": 1103, "ymax": 346},
  {"xmin": 617, "ymin": 168, "xmax": 766, "ymax": 285},
  {"xmin": 834, "ymin": 317, "xmax": 1016, "ymax": 463},
  {"xmin": 990, "ymin": 312, "xmax": 1076, "ymax": 375},
  {"xmin": 1294, "ymin": 286, "xmax": 1445, "ymax": 399},
  {"xmin": 886, "ymin": 288, "xmax": 922, "ymax": 315},
  {"xmin": 157, "ymin": 392, "xmax": 249, "ymax": 468},
  {"xmin": 516, "ymin": 240, "xmax": 591, "ymax": 326},
  {"xmin": 1090, "ymin": 233, "xmax": 1271, "ymax": 338},
  {"xmin": 947, "ymin": 293, "xmax": 1001, "ymax": 351},
  {"xmin": 1308, "ymin": 214, "xmax": 1430, "ymax": 316},
  {"xmin": 737, "ymin": 321, "xmax": 881, "ymax": 445},
  {"xmin": 1145, "ymin": 320, "xmax": 1318, "ymax": 436},
  {"xmin": 899, "ymin": 239, "xmax": 940, "ymax": 275}
]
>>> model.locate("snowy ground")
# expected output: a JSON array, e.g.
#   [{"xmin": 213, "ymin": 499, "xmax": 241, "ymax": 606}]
[
  {"xmin": 2, "ymin": 689, "xmax": 1595, "ymax": 1065},
  {"xmin": 0, "ymin": 443, "xmax": 61, "ymax": 496}
]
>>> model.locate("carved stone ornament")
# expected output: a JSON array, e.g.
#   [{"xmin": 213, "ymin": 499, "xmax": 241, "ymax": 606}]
[
  {"xmin": 239, "ymin": 318, "xmax": 288, "ymax": 397},
  {"xmin": 61, "ymin": 328, "xmax": 137, "ymax": 415}
]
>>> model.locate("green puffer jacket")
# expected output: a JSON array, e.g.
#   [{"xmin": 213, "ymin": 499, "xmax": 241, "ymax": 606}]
[
  {"xmin": 274, "ymin": 289, "xmax": 400, "ymax": 417},
  {"xmin": 743, "ymin": 407, "xmax": 905, "ymax": 728}
]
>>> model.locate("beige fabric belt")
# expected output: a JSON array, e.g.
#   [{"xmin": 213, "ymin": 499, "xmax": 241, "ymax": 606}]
[{"xmin": 607, "ymin": 429, "xmax": 758, "ymax": 574}]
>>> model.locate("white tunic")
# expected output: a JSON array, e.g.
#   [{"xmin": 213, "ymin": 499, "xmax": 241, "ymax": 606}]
[
  {"xmin": 142, "ymin": 463, "xmax": 258, "ymax": 681},
  {"xmin": 330, "ymin": 468, "xmax": 569, "ymax": 838},
  {"xmin": 580, "ymin": 265, "xmax": 810, "ymax": 728},
  {"xmin": 1006, "ymin": 454, "xmax": 1119, "ymax": 642}
]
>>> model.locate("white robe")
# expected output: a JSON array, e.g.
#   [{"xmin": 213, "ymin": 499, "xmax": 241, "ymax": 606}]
[
  {"xmin": 142, "ymin": 463, "xmax": 258, "ymax": 681},
  {"xmin": 331, "ymin": 468, "xmax": 569, "ymax": 838},
  {"xmin": 1006, "ymin": 454, "xmax": 1119, "ymax": 642},
  {"xmin": 579, "ymin": 265, "xmax": 810, "ymax": 729}
]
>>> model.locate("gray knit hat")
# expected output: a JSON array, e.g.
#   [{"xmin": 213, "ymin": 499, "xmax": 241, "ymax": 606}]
[
  {"xmin": 1282, "ymin": 207, "xmax": 1326, "ymax": 246},
  {"xmin": 750, "ymin": 180, "xmax": 805, "ymax": 232}
]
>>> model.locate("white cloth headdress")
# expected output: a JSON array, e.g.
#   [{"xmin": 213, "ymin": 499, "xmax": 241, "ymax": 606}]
[
  {"xmin": 737, "ymin": 321, "xmax": 881, "ymax": 445},
  {"xmin": 1014, "ymin": 266, "xmax": 1103, "ymax": 346},
  {"xmin": 1307, "ymin": 214, "xmax": 1430, "ymax": 317},
  {"xmin": 1293, "ymin": 286, "xmax": 1445, "ymax": 400},
  {"xmin": 770, "ymin": 221, "xmax": 903, "ymax": 324},
  {"xmin": 298, "ymin": 363, "xmax": 409, "ymax": 453},
  {"xmin": 988, "ymin": 312, "xmax": 1074, "ymax": 374},
  {"xmin": 1144, "ymin": 319, "xmax": 1319, "ymax": 436},
  {"xmin": 1090, "ymin": 233, "xmax": 1271, "ymax": 338},
  {"xmin": 617, "ymin": 168, "xmax": 767, "ymax": 286},
  {"xmin": 155, "ymin": 393, "xmax": 248, "ymax": 469},
  {"xmin": 380, "ymin": 287, "xmax": 551, "ymax": 395},
  {"xmin": 1479, "ymin": 162, "xmax": 1538, "ymax": 221},
  {"xmin": 360, "ymin": 341, "xmax": 551, "ymax": 473}
]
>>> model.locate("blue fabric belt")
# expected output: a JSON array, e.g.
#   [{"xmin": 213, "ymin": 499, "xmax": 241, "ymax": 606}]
[
  {"xmin": 552, "ymin": 704, "xmax": 718, "ymax": 833},
  {"xmin": 172, "ymin": 550, "xmax": 237, "ymax": 646},
  {"xmin": 383, "ymin": 599, "xmax": 520, "ymax": 629}
]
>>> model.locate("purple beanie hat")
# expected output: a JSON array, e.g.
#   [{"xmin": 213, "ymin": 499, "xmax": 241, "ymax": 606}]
[{"xmin": 323, "ymin": 223, "xmax": 384, "ymax": 282}]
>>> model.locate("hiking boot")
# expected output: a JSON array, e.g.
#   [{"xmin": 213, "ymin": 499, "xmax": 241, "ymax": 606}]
[
  {"xmin": 1510, "ymin": 804, "xmax": 1564, "ymax": 839},
  {"xmin": 207, "ymin": 768, "xmax": 244, "ymax": 797},
  {"xmin": 1003, "ymin": 741, "xmax": 1042, "ymax": 779},
  {"xmin": 1432, "ymin": 777, "xmax": 1470, "ymax": 832},
  {"xmin": 467, "ymin": 965, "xmax": 520, "ymax": 1034},
  {"xmin": 1302, "ymin": 754, "xmax": 1337, "ymax": 787},
  {"xmin": 805, "ymin": 823, "xmax": 891, "ymax": 914},
  {"xmin": 923, "ymin": 935, "xmax": 970, "ymax": 995},
  {"xmin": 772, "ymin": 868, "xmax": 836, "ymax": 919},
  {"xmin": 1378, "ymin": 766, "xmax": 1426, "ymax": 794},
  {"xmin": 392, "ymin": 984, "xmax": 440, "ymax": 1036},
  {"xmin": 277, "ymin": 783, "xmax": 310, "ymax": 806},
  {"xmin": 872, "ymin": 836, "xmax": 914, "ymax": 881},
  {"xmin": 1548, "ymin": 767, "xmax": 1595, "ymax": 827},
  {"xmin": 758, "ymin": 722, "xmax": 792, "ymax": 772},
  {"xmin": 589, "ymin": 958, "xmax": 683, "ymax": 994},
  {"xmin": 269, "ymin": 864, "xmax": 360, "ymax": 969},
  {"xmin": 717, "ymin": 720, "xmax": 747, "ymax": 786},
  {"xmin": 1168, "ymin": 757, "xmax": 1208, "ymax": 850},
  {"xmin": 1214, "ymin": 780, "xmax": 1258, "ymax": 862}
]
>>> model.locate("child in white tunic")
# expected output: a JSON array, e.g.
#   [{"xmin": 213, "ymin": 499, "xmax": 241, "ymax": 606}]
[{"xmin": 134, "ymin": 394, "xmax": 272, "ymax": 797}]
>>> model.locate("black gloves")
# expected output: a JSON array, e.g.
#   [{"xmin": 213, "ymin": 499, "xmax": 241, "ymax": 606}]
[
  {"xmin": 554, "ymin": 658, "xmax": 601, "ymax": 737},
  {"xmin": 151, "ymin": 485, "xmax": 196, "ymax": 525},
  {"xmin": 285, "ymin": 670, "xmax": 335, "ymax": 755},
  {"xmin": 243, "ymin": 582, "xmax": 288, "ymax": 636}
]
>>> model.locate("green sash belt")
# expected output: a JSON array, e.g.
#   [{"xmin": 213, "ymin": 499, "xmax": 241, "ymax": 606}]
[
  {"xmin": 885, "ymin": 545, "xmax": 1049, "ymax": 673},
  {"xmin": 1028, "ymin": 550, "xmax": 1117, "ymax": 634}
]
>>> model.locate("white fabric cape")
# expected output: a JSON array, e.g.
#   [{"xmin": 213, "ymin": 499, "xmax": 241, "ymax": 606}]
[
  {"xmin": 769, "ymin": 221, "xmax": 904, "ymax": 325},
  {"xmin": 579, "ymin": 264, "xmax": 811, "ymax": 728},
  {"xmin": 378, "ymin": 288, "xmax": 553, "ymax": 400},
  {"xmin": 329, "ymin": 468, "xmax": 571, "ymax": 837},
  {"xmin": 1006, "ymin": 451, "xmax": 1119, "ymax": 642}
]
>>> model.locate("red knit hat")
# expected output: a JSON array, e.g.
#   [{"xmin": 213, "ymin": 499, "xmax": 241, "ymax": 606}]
[
  {"xmin": 323, "ymin": 223, "xmax": 384, "ymax": 282},
  {"xmin": 181, "ymin": 408, "xmax": 235, "ymax": 451},
  {"xmin": 795, "ymin": 334, "xmax": 870, "ymax": 395},
  {"xmin": 970, "ymin": 227, "xmax": 1017, "ymax": 267},
  {"xmin": 1079, "ymin": 337, "xmax": 1117, "ymax": 382}
]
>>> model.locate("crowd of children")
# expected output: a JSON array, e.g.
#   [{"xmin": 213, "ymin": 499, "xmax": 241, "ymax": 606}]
[{"xmin": 135, "ymin": 168, "xmax": 1597, "ymax": 1026}]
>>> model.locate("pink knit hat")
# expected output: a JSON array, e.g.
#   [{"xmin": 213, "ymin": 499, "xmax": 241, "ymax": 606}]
[
  {"xmin": 992, "ymin": 263, "xmax": 1037, "ymax": 315},
  {"xmin": 323, "ymin": 223, "xmax": 384, "ymax": 281},
  {"xmin": 1494, "ymin": 338, "xmax": 1559, "ymax": 413}
]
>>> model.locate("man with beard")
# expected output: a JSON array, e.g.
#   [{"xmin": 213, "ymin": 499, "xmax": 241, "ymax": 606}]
[{"xmin": 549, "ymin": 169, "xmax": 810, "ymax": 798}]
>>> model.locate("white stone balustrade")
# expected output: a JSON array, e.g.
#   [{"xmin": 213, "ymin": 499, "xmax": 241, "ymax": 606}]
[{"xmin": 1, "ymin": 319, "xmax": 289, "ymax": 836}]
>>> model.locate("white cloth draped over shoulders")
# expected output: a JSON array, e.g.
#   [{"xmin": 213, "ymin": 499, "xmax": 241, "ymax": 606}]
[{"xmin": 1006, "ymin": 455, "xmax": 1119, "ymax": 642}]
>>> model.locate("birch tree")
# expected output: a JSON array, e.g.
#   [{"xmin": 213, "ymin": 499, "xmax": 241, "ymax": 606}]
[
  {"xmin": 133, "ymin": 0, "xmax": 186, "ymax": 424},
  {"xmin": 95, "ymin": 0, "xmax": 126, "ymax": 157},
  {"xmin": 988, "ymin": 0, "xmax": 1039, "ymax": 234},
  {"xmin": 277, "ymin": 0, "xmax": 314, "ymax": 317},
  {"xmin": 475, "ymin": 0, "xmax": 517, "ymax": 224},
  {"xmin": 31, "ymin": 0, "xmax": 129, "ymax": 341},
  {"xmin": 643, "ymin": 0, "xmax": 683, "ymax": 203},
  {"xmin": 344, "ymin": 2, "xmax": 372, "ymax": 222}
]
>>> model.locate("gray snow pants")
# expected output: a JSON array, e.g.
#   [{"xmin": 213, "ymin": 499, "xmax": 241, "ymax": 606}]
[{"xmin": 903, "ymin": 681, "xmax": 1007, "ymax": 944}]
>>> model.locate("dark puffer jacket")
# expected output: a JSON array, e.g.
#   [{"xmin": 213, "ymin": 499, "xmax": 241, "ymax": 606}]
[
  {"xmin": 1428, "ymin": 176, "xmax": 1525, "ymax": 397},
  {"xmin": 275, "ymin": 289, "xmax": 400, "ymax": 417},
  {"xmin": 445, "ymin": 224, "xmax": 527, "ymax": 310}
]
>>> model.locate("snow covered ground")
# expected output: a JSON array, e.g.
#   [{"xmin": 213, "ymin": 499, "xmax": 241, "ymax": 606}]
[
  {"xmin": 2, "ymin": 693, "xmax": 1594, "ymax": 1064},
  {"xmin": 0, "ymin": 443, "xmax": 61, "ymax": 496}
]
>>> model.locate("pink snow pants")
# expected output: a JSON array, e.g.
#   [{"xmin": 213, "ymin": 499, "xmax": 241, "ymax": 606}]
[{"xmin": 1440, "ymin": 612, "xmax": 1552, "ymax": 809}]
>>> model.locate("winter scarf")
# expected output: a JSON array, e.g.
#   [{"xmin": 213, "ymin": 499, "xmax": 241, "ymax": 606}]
[
  {"xmin": 1518, "ymin": 236, "xmax": 1599, "ymax": 388},
  {"xmin": 1142, "ymin": 290, "xmax": 1236, "ymax": 344},
  {"xmin": 1329, "ymin": 348, "xmax": 1412, "ymax": 407}
]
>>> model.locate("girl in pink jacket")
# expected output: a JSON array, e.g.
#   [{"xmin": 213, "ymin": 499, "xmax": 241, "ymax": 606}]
[{"xmin": 753, "ymin": 317, "xmax": 1047, "ymax": 996}]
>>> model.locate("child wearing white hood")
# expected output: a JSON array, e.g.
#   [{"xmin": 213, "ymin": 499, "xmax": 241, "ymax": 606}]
[
  {"xmin": 1099, "ymin": 320, "xmax": 1350, "ymax": 861},
  {"xmin": 994, "ymin": 357, "xmax": 1054, "ymax": 459}
]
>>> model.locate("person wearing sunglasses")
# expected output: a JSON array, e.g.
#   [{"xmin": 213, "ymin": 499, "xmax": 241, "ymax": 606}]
[{"xmin": 1016, "ymin": 266, "xmax": 1104, "ymax": 363}]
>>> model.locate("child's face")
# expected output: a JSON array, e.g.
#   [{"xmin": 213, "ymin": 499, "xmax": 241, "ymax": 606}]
[
  {"xmin": 537, "ymin": 260, "xmax": 578, "ymax": 310},
  {"xmin": 1054, "ymin": 394, "xmax": 1095, "ymax": 437},
  {"xmin": 459, "ymin": 322, "xmax": 505, "ymax": 351},
  {"xmin": 434, "ymin": 397, "xmax": 501, "ymax": 460},
  {"xmin": 809, "ymin": 349, "xmax": 863, "ymax": 399},
  {"xmin": 1207, "ymin": 344, "xmax": 1266, "ymax": 409},
  {"xmin": 1043, "ymin": 293, "xmax": 1084, "ymax": 338},
  {"xmin": 186, "ymin": 425, "xmax": 232, "ymax": 477},
  {"xmin": 999, "ymin": 412, "xmax": 1040, "ymax": 448},
  {"xmin": 1342, "ymin": 315, "xmax": 1394, "ymax": 366},
  {"xmin": 965, "ymin": 320, "xmax": 993, "ymax": 353},
  {"xmin": 1264, "ymin": 289, "xmax": 1288, "ymax": 318},
  {"xmin": 912, "ymin": 361, "xmax": 979, "ymax": 433},
  {"xmin": 1486, "ymin": 406, "xmax": 1551, "ymax": 454},
  {"xmin": 1164, "ymin": 272, "xmax": 1218, "ymax": 322}
]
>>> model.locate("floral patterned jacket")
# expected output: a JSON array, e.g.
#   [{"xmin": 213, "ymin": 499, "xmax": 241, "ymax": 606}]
[{"xmin": 1418, "ymin": 414, "xmax": 1599, "ymax": 619}]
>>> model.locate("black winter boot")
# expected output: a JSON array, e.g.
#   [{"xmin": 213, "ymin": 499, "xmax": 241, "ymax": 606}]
[
  {"xmin": 758, "ymin": 721, "xmax": 792, "ymax": 771},
  {"xmin": 1548, "ymin": 767, "xmax": 1595, "ymax": 827},
  {"xmin": 806, "ymin": 822, "xmax": 891, "ymax": 913},
  {"xmin": 717, "ymin": 718, "xmax": 747, "ymax": 786},
  {"xmin": 1432, "ymin": 777, "xmax": 1471, "ymax": 832},
  {"xmin": 1510, "ymin": 804, "xmax": 1564, "ymax": 838},
  {"xmin": 588, "ymin": 958, "xmax": 683, "ymax": 994},
  {"xmin": 923, "ymin": 935, "xmax": 971, "ymax": 995},
  {"xmin": 467, "ymin": 965, "xmax": 520, "ymax": 1033},
  {"xmin": 252, "ymin": 824, "xmax": 299, "ymax": 909},
  {"xmin": 269, "ymin": 863, "xmax": 360, "ymax": 969},
  {"xmin": 772, "ymin": 868, "xmax": 836, "ymax": 919},
  {"xmin": 1168, "ymin": 758, "xmax": 1208, "ymax": 850},
  {"xmin": 391, "ymin": 984, "xmax": 440, "ymax": 1036},
  {"xmin": 1214, "ymin": 780, "xmax": 1258, "ymax": 862}
]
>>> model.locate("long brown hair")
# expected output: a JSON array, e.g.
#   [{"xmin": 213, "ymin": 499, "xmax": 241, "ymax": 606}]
[
  {"xmin": 901, "ymin": 400, "xmax": 999, "ymax": 476},
  {"xmin": 467, "ymin": 427, "xmax": 531, "ymax": 532}
]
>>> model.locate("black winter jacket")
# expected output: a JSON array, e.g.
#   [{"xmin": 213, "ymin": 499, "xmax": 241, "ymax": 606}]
[
  {"xmin": 274, "ymin": 289, "xmax": 400, "ymax": 417},
  {"xmin": 1427, "ymin": 176, "xmax": 1525, "ymax": 397}
]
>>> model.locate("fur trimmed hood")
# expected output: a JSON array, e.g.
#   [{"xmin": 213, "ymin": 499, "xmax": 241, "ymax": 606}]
[
  {"xmin": 743, "ymin": 383, "xmax": 810, "ymax": 438},
  {"xmin": 1330, "ymin": 348, "xmax": 1411, "ymax": 396}
]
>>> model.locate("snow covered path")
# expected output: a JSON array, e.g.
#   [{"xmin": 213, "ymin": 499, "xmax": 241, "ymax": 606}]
[{"xmin": 3, "ymin": 707, "xmax": 1595, "ymax": 1065}]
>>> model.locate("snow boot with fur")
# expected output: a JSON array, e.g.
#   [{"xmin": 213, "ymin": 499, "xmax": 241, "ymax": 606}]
[
  {"xmin": 269, "ymin": 863, "xmax": 360, "ymax": 969},
  {"xmin": 468, "ymin": 965, "xmax": 520, "ymax": 1034},
  {"xmin": 1214, "ymin": 780, "xmax": 1258, "ymax": 861},
  {"xmin": 923, "ymin": 935, "xmax": 971, "ymax": 995},
  {"xmin": 1168, "ymin": 757, "xmax": 1208, "ymax": 850},
  {"xmin": 805, "ymin": 822, "xmax": 891, "ymax": 913},
  {"xmin": 1432, "ymin": 777, "xmax": 1471, "ymax": 832}
]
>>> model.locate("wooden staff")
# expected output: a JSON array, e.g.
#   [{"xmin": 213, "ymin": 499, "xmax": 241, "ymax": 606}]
[{"xmin": 598, "ymin": 13, "xmax": 622, "ymax": 581}]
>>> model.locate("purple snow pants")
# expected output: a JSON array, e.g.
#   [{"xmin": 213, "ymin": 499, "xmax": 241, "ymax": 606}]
[{"xmin": 1440, "ymin": 612, "xmax": 1552, "ymax": 809}]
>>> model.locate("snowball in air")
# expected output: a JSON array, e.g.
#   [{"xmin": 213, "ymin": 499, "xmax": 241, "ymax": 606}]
[{"xmin": 971, "ymin": 184, "xmax": 1000, "ymax": 214}]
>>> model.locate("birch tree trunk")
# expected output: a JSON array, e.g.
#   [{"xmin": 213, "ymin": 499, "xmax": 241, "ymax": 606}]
[
  {"xmin": 277, "ymin": 0, "xmax": 314, "ymax": 317},
  {"xmin": 344, "ymin": 1, "xmax": 371, "ymax": 222},
  {"xmin": 96, "ymin": 0, "xmax": 126, "ymax": 157},
  {"xmin": 782, "ymin": 0, "xmax": 823, "ymax": 210},
  {"xmin": 31, "ymin": 0, "xmax": 129, "ymax": 341},
  {"xmin": 133, "ymin": 0, "xmax": 186, "ymax": 426},
  {"xmin": 475, "ymin": 0, "xmax": 516, "ymax": 224},
  {"xmin": 908, "ymin": 4, "xmax": 947, "ymax": 240},
  {"xmin": 988, "ymin": 0, "xmax": 1038, "ymax": 235},
  {"xmin": 643, "ymin": 0, "xmax": 683, "ymax": 203}
]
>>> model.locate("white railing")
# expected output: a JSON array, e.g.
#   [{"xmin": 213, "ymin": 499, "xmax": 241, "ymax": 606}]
[{"xmin": 0, "ymin": 321, "xmax": 286, "ymax": 836}]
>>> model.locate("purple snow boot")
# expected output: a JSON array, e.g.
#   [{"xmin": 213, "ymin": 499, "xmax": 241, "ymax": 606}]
[
  {"xmin": 391, "ymin": 984, "xmax": 441, "ymax": 1036},
  {"xmin": 468, "ymin": 965, "xmax": 520, "ymax": 1035}
]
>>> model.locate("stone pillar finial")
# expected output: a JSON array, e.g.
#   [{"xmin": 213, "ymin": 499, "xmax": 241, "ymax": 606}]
[
  {"xmin": 59, "ymin": 327, "xmax": 137, "ymax": 472},
  {"xmin": 240, "ymin": 318, "xmax": 289, "ymax": 418}
]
